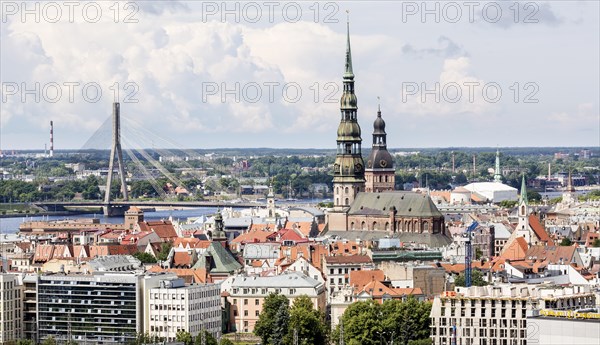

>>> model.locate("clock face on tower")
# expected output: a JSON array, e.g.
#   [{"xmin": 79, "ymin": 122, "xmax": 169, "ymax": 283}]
[
  {"xmin": 380, "ymin": 159, "xmax": 387, "ymax": 167},
  {"xmin": 367, "ymin": 160, "xmax": 372, "ymax": 168},
  {"xmin": 355, "ymin": 163, "xmax": 363, "ymax": 172}
]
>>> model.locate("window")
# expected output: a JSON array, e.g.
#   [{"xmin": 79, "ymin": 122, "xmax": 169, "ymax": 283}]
[
  {"xmin": 255, "ymin": 310, "xmax": 260, "ymax": 317},
  {"xmin": 255, "ymin": 299, "xmax": 259, "ymax": 305},
  {"xmin": 244, "ymin": 299, "xmax": 248, "ymax": 305},
  {"xmin": 244, "ymin": 310, "xmax": 248, "ymax": 316}
]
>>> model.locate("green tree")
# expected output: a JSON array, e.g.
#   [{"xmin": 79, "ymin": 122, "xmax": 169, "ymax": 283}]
[
  {"xmin": 382, "ymin": 298, "xmax": 432, "ymax": 345},
  {"xmin": 454, "ymin": 270, "xmax": 489, "ymax": 287},
  {"xmin": 176, "ymin": 330, "xmax": 193, "ymax": 345},
  {"xmin": 271, "ymin": 302, "xmax": 290, "ymax": 345},
  {"xmin": 16, "ymin": 340, "xmax": 34, "ymax": 345},
  {"xmin": 287, "ymin": 295, "xmax": 328, "ymax": 345},
  {"xmin": 333, "ymin": 298, "xmax": 432, "ymax": 345},
  {"xmin": 254, "ymin": 293, "xmax": 290, "ymax": 345},
  {"xmin": 219, "ymin": 339, "xmax": 234, "ymax": 345},
  {"xmin": 593, "ymin": 238, "xmax": 600, "ymax": 248},
  {"xmin": 194, "ymin": 330, "xmax": 217, "ymax": 345},
  {"xmin": 499, "ymin": 200, "xmax": 517, "ymax": 208},
  {"xmin": 156, "ymin": 242, "xmax": 173, "ymax": 262},
  {"xmin": 133, "ymin": 252, "xmax": 157, "ymax": 264},
  {"xmin": 528, "ymin": 191, "xmax": 542, "ymax": 203},
  {"xmin": 41, "ymin": 337, "xmax": 57, "ymax": 345},
  {"xmin": 559, "ymin": 238, "xmax": 573, "ymax": 246},
  {"xmin": 335, "ymin": 300, "xmax": 382, "ymax": 345},
  {"xmin": 131, "ymin": 180, "xmax": 159, "ymax": 198}
]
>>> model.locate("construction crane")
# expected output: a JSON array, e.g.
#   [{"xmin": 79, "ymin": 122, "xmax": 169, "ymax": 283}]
[{"xmin": 463, "ymin": 221, "xmax": 479, "ymax": 288}]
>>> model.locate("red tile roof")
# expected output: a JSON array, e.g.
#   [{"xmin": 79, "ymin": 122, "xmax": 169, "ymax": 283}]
[
  {"xmin": 232, "ymin": 229, "xmax": 274, "ymax": 244},
  {"xmin": 325, "ymin": 255, "xmax": 372, "ymax": 265},
  {"xmin": 147, "ymin": 266, "xmax": 206, "ymax": 284},
  {"xmin": 350, "ymin": 269, "xmax": 385, "ymax": 291},
  {"xmin": 138, "ymin": 221, "xmax": 178, "ymax": 241},
  {"xmin": 529, "ymin": 215, "xmax": 555, "ymax": 245}
]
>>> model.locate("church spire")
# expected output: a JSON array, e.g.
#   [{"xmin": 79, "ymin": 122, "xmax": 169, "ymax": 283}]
[
  {"xmin": 333, "ymin": 16, "xmax": 365, "ymax": 207},
  {"xmin": 344, "ymin": 11, "xmax": 354, "ymax": 79},
  {"xmin": 520, "ymin": 174, "xmax": 528, "ymax": 205}
]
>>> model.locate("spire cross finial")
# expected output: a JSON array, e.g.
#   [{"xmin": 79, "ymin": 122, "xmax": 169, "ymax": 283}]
[
  {"xmin": 346, "ymin": 9, "xmax": 349, "ymax": 23},
  {"xmin": 377, "ymin": 96, "xmax": 381, "ymax": 114}
]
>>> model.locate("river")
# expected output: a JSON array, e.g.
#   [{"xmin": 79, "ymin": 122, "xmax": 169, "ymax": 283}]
[{"xmin": 0, "ymin": 207, "xmax": 219, "ymax": 235}]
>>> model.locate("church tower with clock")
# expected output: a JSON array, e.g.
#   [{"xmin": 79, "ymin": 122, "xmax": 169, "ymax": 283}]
[
  {"xmin": 365, "ymin": 103, "xmax": 395, "ymax": 192},
  {"xmin": 332, "ymin": 19, "xmax": 365, "ymax": 208}
]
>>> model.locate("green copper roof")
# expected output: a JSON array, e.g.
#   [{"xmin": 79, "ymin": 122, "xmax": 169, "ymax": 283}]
[
  {"xmin": 348, "ymin": 192, "xmax": 444, "ymax": 218},
  {"xmin": 520, "ymin": 174, "xmax": 528, "ymax": 205},
  {"xmin": 192, "ymin": 242, "xmax": 241, "ymax": 273},
  {"xmin": 344, "ymin": 20, "xmax": 354, "ymax": 79}
]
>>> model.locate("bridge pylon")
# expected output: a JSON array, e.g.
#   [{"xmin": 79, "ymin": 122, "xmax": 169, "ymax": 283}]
[{"xmin": 104, "ymin": 102, "xmax": 129, "ymax": 216}]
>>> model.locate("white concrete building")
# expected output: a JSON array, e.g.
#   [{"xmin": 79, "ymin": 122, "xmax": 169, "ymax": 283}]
[
  {"xmin": 0, "ymin": 273, "xmax": 23, "ymax": 344},
  {"xmin": 283, "ymin": 256, "xmax": 325, "ymax": 284},
  {"xmin": 430, "ymin": 284, "xmax": 596, "ymax": 345},
  {"xmin": 463, "ymin": 182, "xmax": 518, "ymax": 203},
  {"xmin": 146, "ymin": 278, "xmax": 222, "ymax": 342},
  {"xmin": 528, "ymin": 309, "xmax": 600, "ymax": 345}
]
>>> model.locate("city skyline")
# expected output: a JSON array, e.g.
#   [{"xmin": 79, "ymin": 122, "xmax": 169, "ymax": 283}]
[{"xmin": 1, "ymin": 1, "xmax": 599, "ymax": 150}]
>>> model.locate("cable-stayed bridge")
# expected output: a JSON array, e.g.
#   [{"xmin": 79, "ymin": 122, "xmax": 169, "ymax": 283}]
[{"xmin": 36, "ymin": 102, "xmax": 260, "ymax": 216}]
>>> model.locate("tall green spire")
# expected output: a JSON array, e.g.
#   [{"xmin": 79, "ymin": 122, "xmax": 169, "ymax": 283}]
[
  {"xmin": 520, "ymin": 174, "xmax": 528, "ymax": 204},
  {"xmin": 344, "ymin": 14, "xmax": 354, "ymax": 79}
]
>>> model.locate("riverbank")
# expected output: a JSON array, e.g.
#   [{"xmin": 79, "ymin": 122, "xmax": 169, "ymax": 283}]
[{"xmin": 0, "ymin": 209, "xmax": 101, "ymax": 219}]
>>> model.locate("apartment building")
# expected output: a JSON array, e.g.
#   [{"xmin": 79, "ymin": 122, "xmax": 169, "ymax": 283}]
[
  {"xmin": 0, "ymin": 273, "xmax": 23, "ymax": 344},
  {"xmin": 323, "ymin": 255, "xmax": 373, "ymax": 299},
  {"xmin": 430, "ymin": 284, "xmax": 596, "ymax": 345},
  {"xmin": 221, "ymin": 272, "xmax": 326, "ymax": 333},
  {"xmin": 146, "ymin": 278, "xmax": 222, "ymax": 342},
  {"xmin": 36, "ymin": 272, "xmax": 170, "ymax": 344}
]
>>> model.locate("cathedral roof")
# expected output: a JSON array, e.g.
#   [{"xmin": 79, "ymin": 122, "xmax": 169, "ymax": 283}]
[{"xmin": 348, "ymin": 192, "xmax": 443, "ymax": 218}]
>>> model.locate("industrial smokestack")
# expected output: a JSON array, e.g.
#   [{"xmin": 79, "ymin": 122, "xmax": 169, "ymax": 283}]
[
  {"xmin": 50, "ymin": 120, "xmax": 54, "ymax": 157},
  {"xmin": 451, "ymin": 151, "xmax": 455, "ymax": 173},
  {"xmin": 472, "ymin": 154, "xmax": 476, "ymax": 177},
  {"xmin": 548, "ymin": 162, "xmax": 551, "ymax": 180}
]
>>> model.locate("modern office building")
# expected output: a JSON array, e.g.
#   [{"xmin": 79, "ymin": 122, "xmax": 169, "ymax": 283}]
[
  {"xmin": 146, "ymin": 278, "xmax": 222, "ymax": 342},
  {"xmin": 0, "ymin": 273, "xmax": 24, "ymax": 344},
  {"xmin": 36, "ymin": 271, "xmax": 170, "ymax": 344}
]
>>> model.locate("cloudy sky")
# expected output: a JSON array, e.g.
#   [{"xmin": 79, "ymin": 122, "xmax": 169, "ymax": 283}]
[{"xmin": 1, "ymin": 1, "xmax": 598, "ymax": 150}]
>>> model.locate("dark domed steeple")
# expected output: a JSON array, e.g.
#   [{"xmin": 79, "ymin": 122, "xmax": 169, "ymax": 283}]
[
  {"xmin": 365, "ymin": 102, "xmax": 395, "ymax": 193},
  {"xmin": 373, "ymin": 104, "xmax": 386, "ymax": 134}
]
